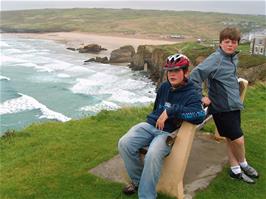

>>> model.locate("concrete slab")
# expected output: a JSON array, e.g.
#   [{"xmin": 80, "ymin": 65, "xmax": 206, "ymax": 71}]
[{"xmin": 89, "ymin": 132, "xmax": 227, "ymax": 198}]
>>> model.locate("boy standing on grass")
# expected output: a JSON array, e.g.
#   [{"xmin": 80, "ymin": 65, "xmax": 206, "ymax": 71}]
[
  {"xmin": 190, "ymin": 27, "xmax": 259, "ymax": 184},
  {"xmin": 118, "ymin": 53, "xmax": 205, "ymax": 199}
]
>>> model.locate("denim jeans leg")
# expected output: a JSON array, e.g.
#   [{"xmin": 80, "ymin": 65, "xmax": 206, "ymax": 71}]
[
  {"xmin": 118, "ymin": 122, "xmax": 156, "ymax": 185},
  {"xmin": 138, "ymin": 133, "xmax": 171, "ymax": 199}
]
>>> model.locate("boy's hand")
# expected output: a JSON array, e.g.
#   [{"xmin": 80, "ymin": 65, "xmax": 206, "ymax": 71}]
[
  {"xmin": 202, "ymin": 96, "xmax": 211, "ymax": 106},
  {"xmin": 156, "ymin": 110, "xmax": 168, "ymax": 130}
]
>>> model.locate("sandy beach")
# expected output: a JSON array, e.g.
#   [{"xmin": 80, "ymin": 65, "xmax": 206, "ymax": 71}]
[{"xmin": 7, "ymin": 32, "xmax": 177, "ymax": 57}]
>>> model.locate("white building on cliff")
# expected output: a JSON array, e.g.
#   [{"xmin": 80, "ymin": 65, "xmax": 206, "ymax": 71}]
[{"xmin": 250, "ymin": 35, "xmax": 266, "ymax": 56}]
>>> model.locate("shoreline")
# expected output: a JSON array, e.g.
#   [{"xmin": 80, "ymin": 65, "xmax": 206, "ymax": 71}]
[{"xmin": 4, "ymin": 32, "xmax": 178, "ymax": 57}]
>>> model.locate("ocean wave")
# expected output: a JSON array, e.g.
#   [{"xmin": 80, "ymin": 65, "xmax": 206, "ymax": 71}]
[
  {"xmin": 0, "ymin": 41, "xmax": 10, "ymax": 47},
  {"xmin": 70, "ymin": 78, "xmax": 101, "ymax": 95},
  {"xmin": 16, "ymin": 52, "xmax": 38, "ymax": 59},
  {"xmin": 71, "ymin": 72, "xmax": 156, "ymax": 105},
  {"xmin": 0, "ymin": 55, "xmax": 27, "ymax": 64},
  {"xmin": 16, "ymin": 62, "xmax": 39, "ymax": 68},
  {"xmin": 65, "ymin": 66, "xmax": 95, "ymax": 74},
  {"xmin": 4, "ymin": 48, "xmax": 23, "ymax": 54},
  {"xmin": 70, "ymin": 73, "xmax": 120, "ymax": 95},
  {"xmin": 80, "ymin": 101, "xmax": 121, "ymax": 113},
  {"xmin": 117, "ymin": 79, "xmax": 148, "ymax": 90},
  {"xmin": 108, "ymin": 88, "xmax": 154, "ymax": 104},
  {"xmin": 57, "ymin": 73, "xmax": 71, "ymax": 78},
  {"xmin": 0, "ymin": 75, "xmax": 10, "ymax": 81},
  {"xmin": 16, "ymin": 62, "xmax": 56, "ymax": 73},
  {"xmin": 15, "ymin": 63, "xmax": 53, "ymax": 72},
  {"xmin": 10, "ymin": 57, "xmax": 74, "ymax": 73},
  {"xmin": 70, "ymin": 75, "xmax": 155, "ymax": 104},
  {"xmin": 0, "ymin": 93, "xmax": 71, "ymax": 122},
  {"xmin": 42, "ymin": 60, "xmax": 73, "ymax": 71}
]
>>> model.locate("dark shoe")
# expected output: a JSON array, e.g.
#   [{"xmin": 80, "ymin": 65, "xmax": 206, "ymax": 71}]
[
  {"xmin": 229, "ymin": 170, "xmax": 255, "ymax": 184},
  {"xmin": 122, "ymin": 182, "xmax": 138, "ymax": 195},
  {"xmin": 241, "ymin": 165, "xmax": 259, "ymax": 178}
]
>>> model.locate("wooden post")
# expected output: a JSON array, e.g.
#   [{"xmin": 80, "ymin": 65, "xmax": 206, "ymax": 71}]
[{"xmin": 157, "ymin": 122, "xmax": 197, "ymax": 199}]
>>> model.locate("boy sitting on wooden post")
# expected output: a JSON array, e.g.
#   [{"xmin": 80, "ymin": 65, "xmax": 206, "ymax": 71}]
[{"xmin": 118, "ymin": 53, "xmax": 205, "ymax": 199}]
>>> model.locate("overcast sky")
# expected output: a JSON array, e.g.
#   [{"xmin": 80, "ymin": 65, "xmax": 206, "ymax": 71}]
[
  {"xmin": 1, "ymin": 0, "xmax": 261, "ymax": 1},
  {"xmin": 1, "ymin": 0, "xmax": 265, "ymax": 15},
  {"xmin": 1, "ymin": 0, "xmax": 263, "ymax": 2}
]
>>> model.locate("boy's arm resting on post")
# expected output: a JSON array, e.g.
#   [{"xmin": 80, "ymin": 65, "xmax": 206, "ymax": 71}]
[
  {"xmin": 164, "ymin": 97, "xmax": 205, "ymax": 146},
  {"xmin": 166, "ymin": 98, "xmax": 206, "ymax": 125}
]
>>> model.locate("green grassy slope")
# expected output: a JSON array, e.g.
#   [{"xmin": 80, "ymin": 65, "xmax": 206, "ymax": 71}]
[
  {"xmin": 1, "ymin": 84, "xmax": 265, "ymax": 199},
  {"xmin": 195, "ymin": 84, "xmax": 266, "ymax": 199}
]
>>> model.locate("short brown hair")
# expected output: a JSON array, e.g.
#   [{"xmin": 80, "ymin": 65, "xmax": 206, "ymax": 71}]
[{"xmin": 219, "ymin": 27, "xmax": 241, "ymax": 44}]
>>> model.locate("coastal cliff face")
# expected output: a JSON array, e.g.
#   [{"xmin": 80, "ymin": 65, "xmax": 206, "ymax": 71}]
[
  {"xmin": 82, "ymin": 42, "xmax": 265, "ymax": 86},
  {"xmin": 130, "ymin": 45, "xmax": 169, "ymax": 85},
  {"xmin": 129, "ymin": 44, "xmax": 266, "ymax": 86},
  {"xmin": 109, "ymin": 45, "xmax": 135, "ymax": 63},
  {"xmin": 238, "ymin": 63, "xmax": 266, "ymax": 83}
]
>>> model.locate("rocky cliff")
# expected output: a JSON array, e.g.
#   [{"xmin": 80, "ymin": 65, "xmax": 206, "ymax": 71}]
[
  {"xmin": 130, "ymin": 45, "xmax": 170, "ymax": 85},
  {"xmin": 109, "ymin": 45, "xmax": 135, "ymax": 63},
  {"xmin": 81, "ymin": 42, "xmax": 265, "ymax": 86},
  {"xmin": 238, "ymin": 63, "xmax": 266, "ymax": 83},
  {"xmin": 129, "ymin": 43, "xmax": 266, "ymax": 86}
]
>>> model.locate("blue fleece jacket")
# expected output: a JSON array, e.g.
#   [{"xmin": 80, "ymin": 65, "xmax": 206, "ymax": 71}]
[
  {"xmin": 189, "ymin": 47, "xmax": 243, "ymax": 114},
  {"xmin": 146, "ymin": 79, "xmax": 205, "ymax": 133}
]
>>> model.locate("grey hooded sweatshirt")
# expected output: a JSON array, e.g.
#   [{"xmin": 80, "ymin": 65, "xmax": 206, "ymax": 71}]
[{"xmin": 189, "ymin": 47, "xmax": 243, "ymax": 114}]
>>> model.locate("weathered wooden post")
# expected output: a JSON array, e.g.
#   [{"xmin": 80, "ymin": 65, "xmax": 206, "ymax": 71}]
[{"xmin": 156, "ymin": 122, "xmax": 197, "ymax": 199}]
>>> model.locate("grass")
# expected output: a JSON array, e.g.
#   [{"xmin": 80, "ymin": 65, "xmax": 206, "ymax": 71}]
[
  {"xmin": 0, "ymin": 106, "xmax": 150, "ymax": 199},
  {"xmin": 195, "ymin": 83, "xmax": 266, "ymax": 199},
  {"xmin": 1, "ymin": 84, "xmax": 266, "ymax": 199}
]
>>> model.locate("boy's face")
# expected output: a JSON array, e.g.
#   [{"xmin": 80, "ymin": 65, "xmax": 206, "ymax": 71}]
[
  {"xmin": 220, "ymin": 39, "xmax": 238, "ymax": 54},
  {"xmin": 167, "ymin": 69, "xmax": 187, "ymax": 87}
]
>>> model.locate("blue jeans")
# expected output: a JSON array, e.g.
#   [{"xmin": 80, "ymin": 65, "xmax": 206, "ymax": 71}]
[{"xmin": 118, "ymin": 122, "xmax": 171, "ymax": 199}]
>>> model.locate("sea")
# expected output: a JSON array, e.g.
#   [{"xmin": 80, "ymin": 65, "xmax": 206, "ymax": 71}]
[{"xmin": 0, "ymin": 34, "xmax": 156, "ymax": 135}]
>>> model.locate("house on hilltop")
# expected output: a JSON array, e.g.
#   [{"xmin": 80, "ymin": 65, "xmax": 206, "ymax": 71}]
[{"xmin": 250, "ymin": 36, "xmax": 266, "ymax": 56}]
